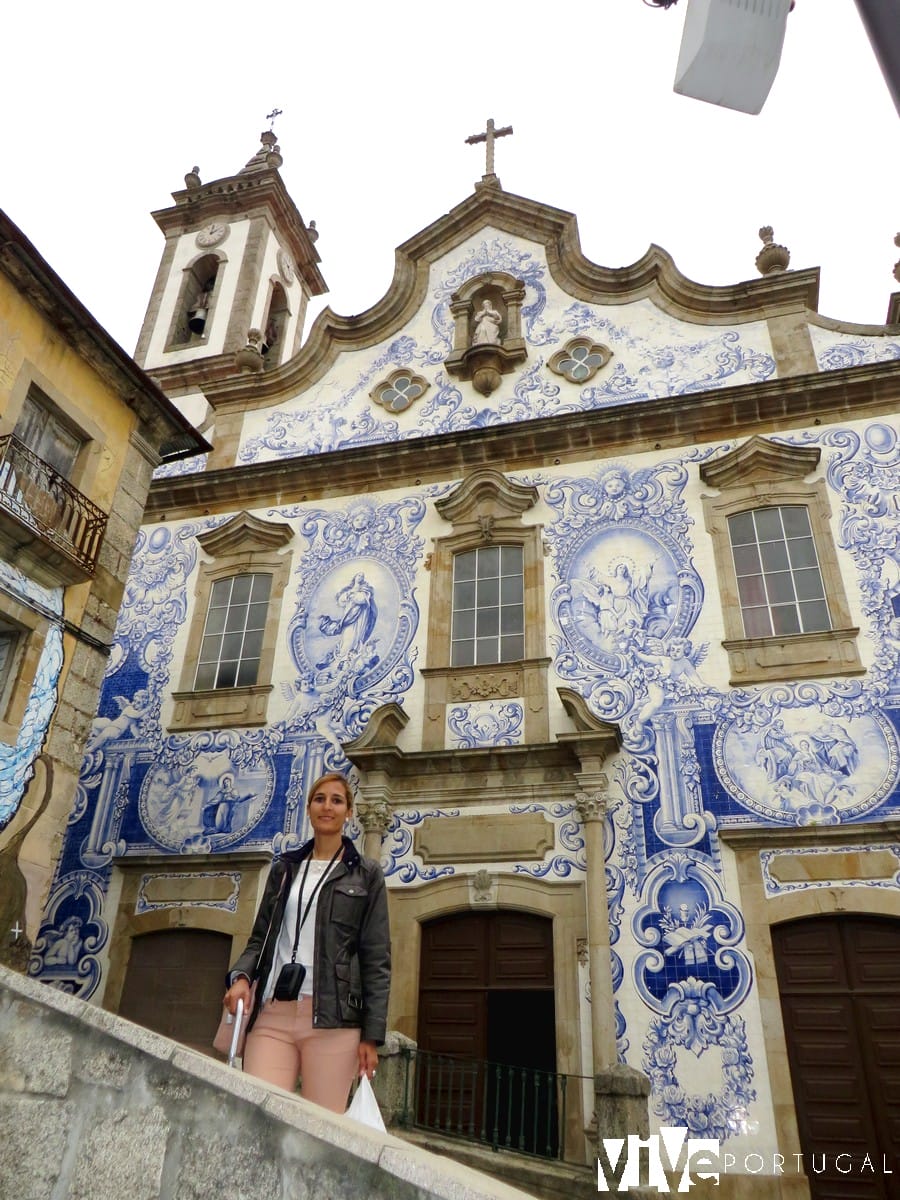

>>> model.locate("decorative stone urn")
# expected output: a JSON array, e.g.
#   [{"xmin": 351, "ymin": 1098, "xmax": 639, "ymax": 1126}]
[{"xmin": 234, "ymin": 328, "xmax": 265, "ymax": 373}]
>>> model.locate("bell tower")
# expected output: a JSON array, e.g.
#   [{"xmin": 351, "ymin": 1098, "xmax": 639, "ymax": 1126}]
[{"xmin": 134, "ymin": 126, "xmax": 326, "ymax": 375}]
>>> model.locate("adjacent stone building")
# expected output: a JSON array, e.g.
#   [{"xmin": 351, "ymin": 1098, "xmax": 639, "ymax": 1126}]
[
  {"xmin": 0, "ymin": 210, "xmax": 208, "ymax": 967},
  {"xmin": 28, "ymin": 129, "xmax": 900, "ymax": 1198}
]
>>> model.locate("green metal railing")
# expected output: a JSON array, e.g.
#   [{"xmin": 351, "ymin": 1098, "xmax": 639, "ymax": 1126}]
[{"xmin": 398, "ymin": 1047, "xmax": 586, "ymax": 1162}]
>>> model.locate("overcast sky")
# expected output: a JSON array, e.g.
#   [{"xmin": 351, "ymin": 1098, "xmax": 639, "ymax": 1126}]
[{"xmin": 2, "ymin": 2, "xmax": 897, "ymax": 356}]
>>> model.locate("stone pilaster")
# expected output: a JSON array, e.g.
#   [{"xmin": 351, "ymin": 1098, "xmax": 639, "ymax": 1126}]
[
  {"xmin": 355, "ymin": 796, "xmax": 391, "ymax": 862},
  {"xmin": 574, "ymin": 781, "xmax": 617, "ymax": 1073}
]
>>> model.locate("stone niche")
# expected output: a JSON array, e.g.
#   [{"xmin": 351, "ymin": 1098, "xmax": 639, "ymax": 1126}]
[{"xmin": 444, "ymin": 271, "xmax": 527, "ymax": 396}]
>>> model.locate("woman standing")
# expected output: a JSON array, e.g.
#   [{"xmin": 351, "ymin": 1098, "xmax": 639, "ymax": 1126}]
[{"xmin": 223, "ymin": 772, "xmax": 390, "ymax": 1112}]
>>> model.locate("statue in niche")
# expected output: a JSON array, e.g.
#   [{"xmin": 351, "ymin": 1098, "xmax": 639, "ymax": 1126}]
[{"xmin": 471, "ymin": 299, "xmax": 502, "ymax": 346}]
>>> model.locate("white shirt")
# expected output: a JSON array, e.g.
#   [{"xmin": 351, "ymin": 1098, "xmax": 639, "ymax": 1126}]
[{"xmin": 263, "ymin": 858, "xmax": 335, "ymax": 1004}]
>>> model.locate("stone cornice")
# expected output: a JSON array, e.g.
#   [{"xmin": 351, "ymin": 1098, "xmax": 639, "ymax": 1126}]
[
  {"xmin": 145, "ymin": 357, "xmax": 900, "ymax": 521},
  {"xmin": 343, "ymin": 740, "xmax": 583, "ymax": 782},
  {"xmin": 153, "ymin": 186, "xmax": 832, "ymax": 414}
]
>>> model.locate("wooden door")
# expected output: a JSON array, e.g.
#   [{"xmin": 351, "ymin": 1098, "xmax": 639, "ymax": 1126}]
[
  {"xmin": 418, "ymin": 911, "xmax": 557, "ymax": 1153},
  {"xmin": 118, "ymin": 929, "xmax": 231, "ymax": 1054},
  {"xmin": 773, "ymin": 916, "xmax": 900, "ymax": 1200}
]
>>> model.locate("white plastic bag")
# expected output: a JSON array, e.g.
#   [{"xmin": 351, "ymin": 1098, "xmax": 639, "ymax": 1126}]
[{"xmin": 345, "ymin": 1073, "xmax": 386, "ymax": 1132}]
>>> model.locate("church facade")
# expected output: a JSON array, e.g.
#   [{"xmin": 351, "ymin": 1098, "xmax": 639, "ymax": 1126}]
[{"xmin": 29, "ymin": 131, "xmax": 900, "ymax": 1196}]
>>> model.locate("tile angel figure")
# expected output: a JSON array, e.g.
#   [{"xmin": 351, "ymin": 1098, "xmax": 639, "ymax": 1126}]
[{"xmin": 86, "ymin": 689, "xmax": 149, "ymax": 753}]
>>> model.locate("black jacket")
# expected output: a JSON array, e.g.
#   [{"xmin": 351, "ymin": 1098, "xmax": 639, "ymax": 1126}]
[{"xmin": 228, "ymin": 836, "xmax": 391, "ymax": 1045}]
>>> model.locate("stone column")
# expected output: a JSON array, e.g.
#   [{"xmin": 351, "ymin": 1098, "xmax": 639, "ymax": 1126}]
[
  {"xmin": 355, "ymin": 796, "xmax": 391, "ymax": 862},
  {"xmin": 576, "ymin": 779, "xmax": 651, "ymax": 1146},
  {"xmin": 574, "ymin": 780, "xmax": 617, "ymax": 1072}
]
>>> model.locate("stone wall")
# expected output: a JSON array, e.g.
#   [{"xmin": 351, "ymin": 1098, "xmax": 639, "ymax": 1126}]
[{"xmin": 0, "ymin": 965, "xmax": 532, "ymax": 1200}]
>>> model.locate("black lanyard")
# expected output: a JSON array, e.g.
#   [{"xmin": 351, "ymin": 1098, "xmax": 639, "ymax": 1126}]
[{"xmin": 288, "ymin": 846, "xmax": 341, "ymax": 964}]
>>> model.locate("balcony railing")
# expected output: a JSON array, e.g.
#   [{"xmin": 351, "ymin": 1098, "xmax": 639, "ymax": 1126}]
[
  {"xmin": 397, "ymin": 1046, "xmax": 591, "ymax": 1164},
  {"xmin": 0, "ymin": 435, "xmax": 107, "ymax": 581}
]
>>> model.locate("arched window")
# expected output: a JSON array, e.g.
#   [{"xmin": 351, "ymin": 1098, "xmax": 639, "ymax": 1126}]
[
  {"xmin": 168, "ymin": 253, "xmax": 221, "ymax": 348},
  {"xmin": 169, "ymin": 511, "xmax": 294, "ymax": 732},
  {"xmin": 701, "ymin": 436, "xmax": 862, "ymax": 685},
  {"xmin": 451, "ymin": 544, "xmax": 524, "ymax": 667},
  {"xmin": 262, "ymin": 281, "xmax": 290, "ymax": 361},
  {"xmin": 194, "ymin": 572, "xmax": 272, "ymax": 690}
]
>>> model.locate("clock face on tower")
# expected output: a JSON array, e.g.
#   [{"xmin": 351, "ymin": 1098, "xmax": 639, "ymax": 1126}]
[
  {"xmin": 277, "ymin": 248, "xmax": 295, "ymax": 285},
  {"xmin": 195, "ymin": 222, "xmax": 228, "ymax": 248}
]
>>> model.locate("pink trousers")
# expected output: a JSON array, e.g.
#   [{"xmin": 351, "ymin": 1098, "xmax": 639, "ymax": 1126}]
[{"xmin": 243, "ymin": 996, "xmax": 360, "ymax": 1113}]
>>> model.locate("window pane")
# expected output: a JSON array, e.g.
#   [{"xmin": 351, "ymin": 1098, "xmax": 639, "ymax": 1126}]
[
  {"xmin": 794, "ymin": 567, "xmax": 825, "ymax": 601},
  {"xmin": 247, "ymin": 602, "xmax": 269, "ymax": 631},
  {"xmin": 743, "ymin": 607, "xmax": 772, "ymax": 638},
  {"xmin": 195, "ymin": 663, "xmax": 217, "ymax": 690},
  {"xmin": 454, "ymin": 551, "xmax": 476, "ymax": 582},
  {"xmin": 771, "ymin": 605, "xmax": 801, "ymax": 636},
  {"xmin": 476, "ymin": 608, "xmax": 499, "ymax": 636},
  {"xmin": 500, "ymin": 634, "xmax": 524, "ymax": 661},
  {"xmin": 500, "ymin": 545, "xmax": 523, "ymax": 574},
  {"xmin": 787, "ymin": 537, "xmax": 818, "ymax": 569},
  {"xmin": 478, "ymin": 546, "xmax": 500, "ymax": 577},
  {"xmin": 216, "ymin": 661, "xmax": 238, "ymax": 688},
  {"xmin": 453, "ymin": 609, "xmax": 475, "ymax": 640},
  {"xmin": 236, "ymin": 659, "xmax": 258, "ymax": 687},
  {"xmin": 477, "ymin": 577, "xmax": 499, "ymax": 607},
  {"xmin": 753, "ymin": 509, "xmax": 784, "ymax": 541},
  {"xmin": 732, "ymin": 544, "xmax": 762, "ymax": 575},
  {"xmin": 766, "ymin": 572, "xmax": 796, "ymax": 605},
  {"xmin": 500, "ymin": 574, "xmax": 524, "ymax": 604},
  {"xmin": 198, "ymin": 634, "xmax": 223, "ymax": 663},
  {"xmin": 800, "ymin": 599, "xmax": 831, "ymax": 632},
  {"xmin": 728, "ymin": 512, "xmax": 756, "ymax": 545},
  {"xmin": 204, "ymin": 607, "xmax": 228, "ymax": 635},
  {"xmin": 221, "ymin": 633, "xmax": 244, "ymax": 661},
  {"xmin": 781, "ymin": 506, "xmax": 812, "ymax": 538},
  {"xmin": 242, "ymin": 629, "xmax": 264, "ymax": 660},
  {"xmin": 760, "ymin": 541, "xmax": 789, "ymax": 572},
  {"xmin": 225, "ymin": 606, "xmax": 247, "ymax": 632},
  {"xmin": 454, "ymin": 580, "xmax": 476, "ymax": 610},
  {"xmin": 250, "ymin": 575, "xmax": 272, "ymax": 602},
  {"xmin": 230, "ymin": 576, "xmax": 252, "ymax": 605},
  {"xmin": 737, "ymin": 575, "xmax": 767, "ymax": 607},
  {"xmin": 500, "ymin": 604, "xmax": 523, "ymax": 634},
  {"xmin": 451, "ymin": 640, "xmax": 475, "ymax": 668},
  {"xmin": 210, "ymin": 579, "xmax": 231, "ymax": 606},
  {"xmin": 475, "ymin": 637, "xmax": 496, "ymax": 664}
]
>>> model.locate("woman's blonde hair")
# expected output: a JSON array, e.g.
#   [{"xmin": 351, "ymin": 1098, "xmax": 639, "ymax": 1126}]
[{"xmin": 307, "ymin": 771, "xmax": 354, "ymax": 811}]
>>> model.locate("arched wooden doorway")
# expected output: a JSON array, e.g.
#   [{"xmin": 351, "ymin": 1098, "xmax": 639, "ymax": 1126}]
[
  {"xmin": 118, "ymin": 929, "xmax": 231, "ymax": 1054},
  {"xmin": 418, "ymin": 910, "xmax": 557, "ymax": 1154},
  {"xmin": 772, "ymin": 915, "xmax": 900, "ymax": 1200}
]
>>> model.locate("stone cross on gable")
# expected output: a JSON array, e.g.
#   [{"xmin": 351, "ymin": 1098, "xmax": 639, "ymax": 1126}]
[{"xmin": 465, "ymin": 118, "xmax": 513, "ymax": 180}]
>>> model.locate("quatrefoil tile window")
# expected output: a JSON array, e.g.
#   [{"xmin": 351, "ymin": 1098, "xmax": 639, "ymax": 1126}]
[
  {"xmin": 370, "ymin": 369, "xmax": 429, "ymax": 413},
  {"xmin": 548, "ymin": 337, "xmax": 613, "ymax": 384}
]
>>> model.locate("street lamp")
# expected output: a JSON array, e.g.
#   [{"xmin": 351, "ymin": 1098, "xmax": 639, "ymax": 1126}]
[
  {"xmin": 649, "ymin": 0, "xmax": 900, "ymax": 118},
  {"xmin": 673, "ymin": 0, "xmax": 793, "ymax": 115}
]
